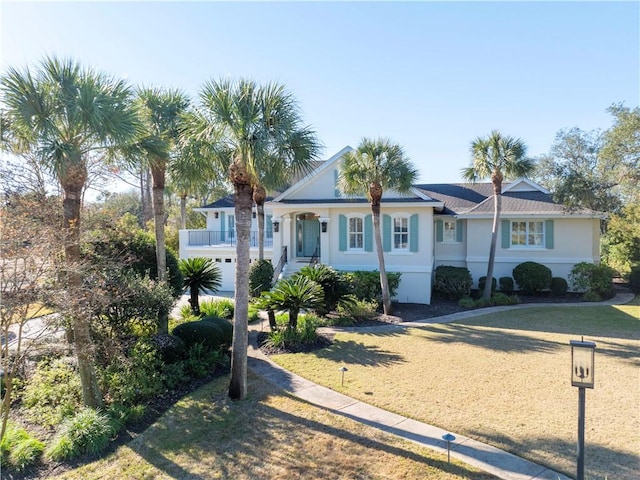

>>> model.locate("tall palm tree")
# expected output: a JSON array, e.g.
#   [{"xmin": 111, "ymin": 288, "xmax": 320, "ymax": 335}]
[
  {"xmin": 135, "ymin": 87, "xmax": 190, "ymax": 333},
  {"xmin": 178, "ymin": 257, "xmax": 222, "ymax": 315},
  {"xmin": 338, "ymin": 138, "xmax": 418, "ymax": 315},
  {"xmin": 190, "ymin": 78, "xmax": 319, "ymax": 400},
  {"xmin": 461, "ymin": 130, "xmax": 533, "ymax": 301},
  {"xmin": 1, "ymin": 56, "xmax": 140, "ymax": 407}
]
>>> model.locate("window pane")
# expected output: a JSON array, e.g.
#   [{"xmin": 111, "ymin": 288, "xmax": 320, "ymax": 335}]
[
  {"xmin": 443, "ymin": 221, "xmax": 456, "ymax": 242},
  {"xmin": 349, "ymin": 217, "xmax": 363, "ymax": 249}
]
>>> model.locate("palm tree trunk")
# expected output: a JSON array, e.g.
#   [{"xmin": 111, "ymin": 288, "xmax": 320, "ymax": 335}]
[
  {"xmin": 180, "ymin": 194, "xmax": 187, "ymax": 230},
  {"xmin": 289, "ymin": 307, "xmax": 299, "ymax": 330},
  {"xmin": 151, "ymin": 162, "xmax": 168, "ymax": 333},
  {"xmin": 141, "ymin": 167, "xmax": 153, "ymax": 226},
  {"xmin": 228, "ymin": 178, "xmax": 252, "ymax": 400},
  {"xmin": 62, "ymin": 179, "xmax": 103, "ymax": 408},
  {"xmin": 372, "ymin": 200, "xmax": 392, "ymax": 315},
  {"xmin": 483, "ymin": 183, "xmax": 502, "ymax": 301},
  {"xmin": 189, "ymin": 287, "xmax": 200, "ymax": 315}
]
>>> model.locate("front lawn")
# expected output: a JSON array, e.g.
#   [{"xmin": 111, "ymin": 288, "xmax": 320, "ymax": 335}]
[
  {"xmin": 50, "ymin": 373, "xmax": 496, "ymax": 480},
  {"xmin": 271, "ymin": 298, "xmax": 640, "ymax": 480}
]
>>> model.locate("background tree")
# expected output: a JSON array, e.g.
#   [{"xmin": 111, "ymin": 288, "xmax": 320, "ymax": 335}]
[
  {"xmin": 1, "ymin": 56, "xmax": 141, "ymax": 407},
  {"xmin": 134, "ymin": 87, "xmax": 190, "ymax": 333},
  {"xmin": 190, "ymin": 78, "xmax": 318, "ymax": 400},
  {"xmin": 178, "ymin": 257, "xmax": 222, "ymax": 315},
  {"xmin": 339, "ymin": 137, "xmax": 418, "ymax": 315},
  {"xmin": 462, "ymin": 130, "xmax": 533, "ymax": 301}
]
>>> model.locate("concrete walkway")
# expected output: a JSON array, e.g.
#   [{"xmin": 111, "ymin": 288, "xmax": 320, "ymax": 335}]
[{"xmin": 246, "ymin": 292, "xmax": 636, "ymax": 480}]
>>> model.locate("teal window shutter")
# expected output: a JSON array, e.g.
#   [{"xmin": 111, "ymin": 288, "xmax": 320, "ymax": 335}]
[
  {"xmin": 456, "ymin": 220, "xmax": 463, "ymax": 242},
  {"xmin": 409, "ymin": 214, "xmax": 419, "ymax": 252},
  {"xmin": 501, "ymin": 219, "xmax": 510, "ymax": 248},
  {"xmin": 436, "ymin": 220, "xmax": 443, "ymax": 242},
  {"xmin": 383, "ymin": 214, "xmax": 391, "ymax": 252},
  {"xmin": 339, "ymin": 214, "xmax": 347, "ymax": 251},
  {"xmin": 266, "ymin": 214, "xmax": 273, "ymax": 236},
  {"xmin": 220, "ymin": 212, "xmax": 226, "ymax": 242},
  {"xmin": 334, "ymin": 170, "xmax": 340, "ymax": 197},
  {"xmin": 364, "ymin": 214, "xmax": 373, "ymax": 252},
  {"xmin": 545, "ymin": 220, "xmax": 554, "ymax": 249}
]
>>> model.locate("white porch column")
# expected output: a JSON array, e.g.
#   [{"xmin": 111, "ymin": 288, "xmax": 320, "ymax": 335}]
[
  {"xmin": 283, "ymin": 216, "xmax": 293, "ymax": 260},
  {"xmin": 319, "ymin": 217, "xmax": 330, "ymax": 265},
  {"xmin": 271, "ymin": 217, "xmax": 282, "ymax": 263}
]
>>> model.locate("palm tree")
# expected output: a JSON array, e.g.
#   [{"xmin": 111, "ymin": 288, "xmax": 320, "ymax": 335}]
[
  {"xmin": 190, "ymin": 78, "xmax": 319, "ymax": 400},
  {"xmin": 135, "ymin": 87, "xmax": 190, "ymax": 333},
  {"xmin": 461, "ymin": 130, "xmax": 534, "ymax": 301},
  {"xmin": 261, "ymin": 276, "xmax": 324, "ymax": 330},
  {"xmin": 338, "ymin": 138, "xmax": 418, "ymax": 315},
  {"xmin": 1, "ymin": 56, "xmax": 140, "ymax": 407},
  {"xmin": 179, "ymin": 257, "xmax": 222, "ymax": 315}
]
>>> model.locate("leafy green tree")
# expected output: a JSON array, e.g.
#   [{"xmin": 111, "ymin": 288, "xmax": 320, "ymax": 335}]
[
  {"xmin": 602, "ymin": 204, "xmax": 640, "ymax": 276},
  {"xmin": 134, "ymin": 87, "xmax": 190, "ymax": 333},
  {"xmin": 338, "ymin": 138, "xmax": 418, "ymax": 315},
  {"xmin": 534, "ymin": 127, "xmax": 621, "ymax": 214},
  {"xmin": 600, "ymin": 104, "xmax": 640, "ymax": 204},
  {"xmin": 190, "ymin": 78, "xmax": 318, "ymax": 400},
  {"xmin": 178, "ymin": 258, "xmax": 222, "ymax": 315},
  {"xmin": 462, "ymin": 130, "xmax": 533, "ymax": 301},
  {"xmin": 1, "ymin": 56, "xmax": 140, "ymax": 408},
  {"xmin": 261, "ymin": 276, "xmax": 324, "ymax": 330}
]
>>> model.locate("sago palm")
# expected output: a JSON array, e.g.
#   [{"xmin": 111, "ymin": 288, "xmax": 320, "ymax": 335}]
[
  {"xmin": 263, "ymin": 276, "xmax": 324, "ymax": 330},
  {"xmin": 178, "ymin": 257, "xmax": 222, "ymax": 316},
  {"xmin": 461, "ymin": 130, "xmax": 533, "ymax": 300},
  {"xmin": 1, "ymin": 56, "xmax": 141, "ymax": 407},
  {"xmin": 338, "ymin": 137, "xmax": 418, "ymax": 315},
  {"xmin": 190, "ymin": 78, "xmax": 319, "ymax": 400}
]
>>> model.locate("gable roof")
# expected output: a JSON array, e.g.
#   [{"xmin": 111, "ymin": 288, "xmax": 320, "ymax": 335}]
[{"xmin": 415, "ymin": 182, "xmax": 601, "ymax": 218}]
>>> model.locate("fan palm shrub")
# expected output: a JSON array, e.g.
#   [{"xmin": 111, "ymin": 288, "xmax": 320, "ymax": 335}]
[
  {"xmin": 260, "ymin": 276, "xmax": 324, "ymax": 329},
  {"xmin": 178, "ymin": 257, "xmax": 222, "ymax": 315}
]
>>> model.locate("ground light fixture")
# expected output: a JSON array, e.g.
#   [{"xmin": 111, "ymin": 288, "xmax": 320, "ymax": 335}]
[
  {"xmin": 441, "ymin": 433, "xmax": 456, "ymax": 463},
  {"xmin": 338, "ymin": 366, "xmax": 348, "ymax": 386},
  {"xmin": 570, "ymin": 338, "xmax": 596, "ymax": 480}
]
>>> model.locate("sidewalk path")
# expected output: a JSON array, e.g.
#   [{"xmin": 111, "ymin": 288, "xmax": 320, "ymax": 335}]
[{"xmin": 246, "ymin": 292, "xmax": 636, "ymax": 480}]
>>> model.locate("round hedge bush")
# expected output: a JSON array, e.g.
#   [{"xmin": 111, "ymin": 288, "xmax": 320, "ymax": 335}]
[
  {"xmin": 550, "ymin": 277, "xmax": 568, "ymax": 296},
  {"xmin": 171, "ymin": 318, "xmax": 231, "ymax": 351},
  {"xmin": 200, "ymin": 316, "xmax": 233, "ymax": 347},
  {"xmin": 249, "ymin": 259, "xmax": 274, "ymax": 297},
  {"xmin": 513, "ymin": 261, "xmax": 552, "ymax": 294}
]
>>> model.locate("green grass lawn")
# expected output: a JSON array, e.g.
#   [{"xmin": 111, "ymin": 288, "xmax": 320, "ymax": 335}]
[
  {"xmin": 272, "ymin": 298, "xmax": 640, "ymax": 480},
  {"xmin": 51, "ymin": 373, "xmax": 496, "ymax": 480}
]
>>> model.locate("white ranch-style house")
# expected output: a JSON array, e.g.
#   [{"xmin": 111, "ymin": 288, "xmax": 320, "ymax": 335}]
[{"xmin": 179, "ymin": 147, "xmax": 603, "ymax": 304}]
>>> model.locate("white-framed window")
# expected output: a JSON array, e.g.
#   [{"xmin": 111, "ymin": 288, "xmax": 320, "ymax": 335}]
[
  {"xmin": 511, "ymin": 221, "xmax": 544, "ymax": 247},
  {"xmin": 393, "ymin": 216, "xmax": 409, "ymax": 251},
  {"xmin": 348, "ymin": 216, "xmax": 364, "ymax": 250},
  {"xmin": 443, "ymin": 220, "xmax": 457, "ymax": 242}
]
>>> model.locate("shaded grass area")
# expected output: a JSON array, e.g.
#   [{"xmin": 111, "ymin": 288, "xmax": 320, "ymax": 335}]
[
  {"xmin": 272, "ymin": 299, "xmax": 640, "ymax": 480},
  {"xmin": 50, "ymin": 374, "xmax": 497, "ymax": 480}
]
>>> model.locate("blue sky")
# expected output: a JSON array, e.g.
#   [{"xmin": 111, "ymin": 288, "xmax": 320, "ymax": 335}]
[{"xmin": 1, "ymin": 1, "xmax": 638, "ymax": 184}]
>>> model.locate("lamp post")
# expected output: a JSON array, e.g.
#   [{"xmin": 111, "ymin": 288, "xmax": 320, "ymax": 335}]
[{"xmin": 570, "ymin": 339, "xmax": 596, "ymax": 480}]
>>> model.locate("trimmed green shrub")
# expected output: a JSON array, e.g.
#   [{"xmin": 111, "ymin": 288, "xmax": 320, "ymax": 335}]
[
  {"xmin": 0, "ymin": 422, "xmax": 44, "ymax": 471},
  {"xmin": 582, "ymin": 290, "xmax": 602, "ymax": 302},
  {"xmin": 513, "ymin": 262, "xmax": 552, "ymax": 294},
  {"xmin": 343, "ymin": 271, "xmax": 401, "ymax": 304},
  {"xmin": 490, "ymin": 292, "xmax": 519, "ymax": 306},
  {"xmin": 434, "ymin": 266, "xmax": 472, "ymax": 300},
  {"xmin": 569, "ymin": 262, "xmax": 615, "ymax": 298},
  {"xmin": 151, "ymin": 333, "xmax": 185, "ymax": 363},
  {"xmin": 172, "ymin": 318, "xmax": 232, "ymax": 351},
  {"xmin": 458, "ymin": 296, "xmax": 476, "ymax": 308},
  {"xmin": 478, "ymin": 276, "xmax": 497, "ymax": 293},
  {"xmin": 458, "ymin": 293, "xmax": 518, "ymax": 309},
  {"xmin": 45, "ymin": 408, "xmax": 115, "ymax": 461},
  {"xmin": 629, "ymin": 265, "xmax": 640, "ymax": 294},
  {"xmin": 200, "ymin": 316, "xmax": 233, "ymax": 347},
  {"xmin": 249, "ymin": 259, "xmax": 274, "ymax": 297},
  {"xmin": 499, "ymin": 276, "xmax": 514, "ymax": 293},
  {"xmin": 183, "ymin": 343, "xmax": 227, "ymax": 378},
  {"xmin": 336, "ymin": 298, "xmax": 378, "ymax": 322},
  {"xmin": 200, "ymin": 298, "xmax": 234, "ymax": 319},
  {"xmin": 551, "ymin": 277, "xmax": 568, "ymax": 296},
  {"xmin": 22, "ymin": 358, "xmax": 82, "ymax": 427}
]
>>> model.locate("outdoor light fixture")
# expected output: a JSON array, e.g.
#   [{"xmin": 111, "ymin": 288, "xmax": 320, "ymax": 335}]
[
  {"xmin": 252, "ymin": 211, "xmax": 256, "ymax": 218},
  {"xmin": 338, "ymin": 366, "xmax": 348, "ymax": 386},
  {"xmin": 321, "ymin": 221, "xmax": 328, "ymax": 233},
  {"xmin": 273, "ymin": 221, "xmax": 279, "ymax": 233},
  {"xmin": 214, "ymin": 212, "xmax": 219, "ymax": 219},
  {"xmin": 570, "ymin": 339, "xmax": 596, "ymax": 480},
  {"xmin": 441, "ymin": 433, "xmax": 456, "ymax": 463}
]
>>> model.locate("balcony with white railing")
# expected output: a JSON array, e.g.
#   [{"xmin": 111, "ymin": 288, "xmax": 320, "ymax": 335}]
[{"xmin": 182, "ymin": 230, "xmax": 273, "ymax": 249}]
